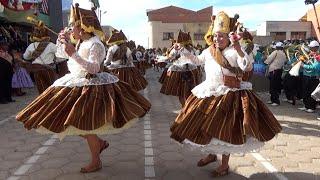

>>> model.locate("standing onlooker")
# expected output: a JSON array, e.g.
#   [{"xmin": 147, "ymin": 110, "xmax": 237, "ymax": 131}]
[
  {"xmin": 10, "ymin": 47, "xmax": 34, "ymax": 96},
  {"xmin": 0, "ymin": 39, "xmax": 14, "ymax": 104},
  {"xmin": 299, "ymin": 40, "xmax": 320, "ymax": 113},
  {"xmin": 264, "ymin": 42, "xmax": 287, "ymax": 106}
]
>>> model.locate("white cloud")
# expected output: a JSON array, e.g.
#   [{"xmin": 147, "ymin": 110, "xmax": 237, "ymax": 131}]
[{"xmin": 73, "ymin": 0, "xmax": 312, "ymax": 47}]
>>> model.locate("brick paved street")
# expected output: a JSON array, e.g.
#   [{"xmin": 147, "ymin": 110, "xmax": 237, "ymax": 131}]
[{"xmin": 0, "ymin": 69, "xmax": 320, "ymax": 180}]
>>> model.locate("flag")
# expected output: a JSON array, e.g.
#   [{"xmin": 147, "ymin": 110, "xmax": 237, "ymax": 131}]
[
  {"xmin": 90, "ymin": 0, "xmax": 100, "ymax": 8},
  {"xmin": 40, "ymin": 0, "xmax": 49, "ymax": 14}
]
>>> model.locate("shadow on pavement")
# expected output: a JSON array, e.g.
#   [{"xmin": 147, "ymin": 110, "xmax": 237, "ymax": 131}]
[{"xmin": 250, "ymin": 172, "xmax": 320, "ymax": 180}]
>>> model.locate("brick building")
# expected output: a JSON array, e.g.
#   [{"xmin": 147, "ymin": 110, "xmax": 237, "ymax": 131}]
[
  {"xmin": 256, "ymin": 21, "xmax": 312, "ymax": 41},
  {"xmin": 307, "ymin": 4, "xmax": 320, "ymax": 41},
  {"xmin": 146, "ymin": 6, "xmax": 212, "ymax": 49}
]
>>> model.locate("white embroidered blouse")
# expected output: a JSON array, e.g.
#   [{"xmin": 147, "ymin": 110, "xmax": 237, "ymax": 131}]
[
  {"xmin": 184, "ymin": 46, "xmax": 254, "ymax": 98},
  {"xmin": 52, "ymin": 36, "xmax": 119, "ymax": 87},
  {"xmin": 167, "ymin": 48, "xmax": 198, "ymax": 71},
  {"xmin": 104, "ymin": 44, "xmax": 134, "ymax": 68},
  {"xmin": 23, "ymin": 42, "xmax": 57, "ymax": 64}
]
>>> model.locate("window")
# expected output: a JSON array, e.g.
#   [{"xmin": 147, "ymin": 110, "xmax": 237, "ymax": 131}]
[
  {"xmin": 270, "ymin": 32, "xmax": 286, "ymax": 41},
  {"xmin": 194, "ymin": 33, "xmax": 205, "ymax": 41},
  {"xmin": 163, "ymin": 32, "xmax": 174, "ymax": 40},
  {"xmin": 291, "ymin": 32, "xmax": 306, "ymax": 40}
]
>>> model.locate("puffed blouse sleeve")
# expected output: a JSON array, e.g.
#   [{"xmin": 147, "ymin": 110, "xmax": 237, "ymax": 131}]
[
  {"xmin": 180, "ymin": 47, "xmax": 207, "ymax": 65},
  {"xmin": 236, "ymin": 48, "xmax": 254, "ymax": 71},
  {"xmin": 70, "ymin": 43, "xmax": 105, "ymax": 74}
]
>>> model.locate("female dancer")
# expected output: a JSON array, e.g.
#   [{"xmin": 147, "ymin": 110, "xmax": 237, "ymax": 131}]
[
  {"xmin": 170, "ymin": 12, "xmax": 281, "ymax": 177},
  {"xmin": 16, "ymin": 4, "xmax": 151, "ymax": 173},
  {"xmin": 104, "ymin": 30, "xmax": 148, "ymax": 91},
  {"xmin": 160, "ymin": 30, "xmax": 202, "ymax": 106}
]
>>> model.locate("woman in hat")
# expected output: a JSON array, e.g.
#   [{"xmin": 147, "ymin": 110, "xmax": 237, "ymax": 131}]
[
  {"xmin": 16, "ymin": 4, "xmax": 151, "ymax": 173},
  {"xmin": 160, "ymin": 30, "xmax": 202, "ymax": 106},
  {"xmin": 104, "ymin": 30, "xmax": 148, "ymax": 91},
  {"xmin": 22, "ymin": 25, "xmax": 59, "ymax": 94},
  {"xmin": 170, "ymin": 12, "xmax": 281, "ymax": 177}
]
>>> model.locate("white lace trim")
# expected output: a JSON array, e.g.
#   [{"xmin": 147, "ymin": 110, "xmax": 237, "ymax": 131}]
[
  {"xmin": 106, "ymin": 64, "xmax": 135, "ymax": 69},
  {"xmin": 155, "ymin": 55, "xmax": 169, "ymax": 62},
  {"xmin": 168, "ymin": 56, "xmax": 198, "ymax": 72},
  {"xmin": 168, "ymin": 63, "xmax": 198, "ymax": 72},
  {"xmin": 52, "ymin": 72, "xmax": 119, "ymax": 87},
  {"xmin": 36, "ymin": 118, "xmax": 139, "ymax": 140},
  {"xmin": 181, "ymin": 137, "xmax": 264, "ymax": 155},
  {"xmin": 191, "ymin": 81, "xmax": 253, "ymax": 98}
]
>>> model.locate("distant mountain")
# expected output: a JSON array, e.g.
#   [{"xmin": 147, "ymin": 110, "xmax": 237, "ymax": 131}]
[{"xmin": 62, "ymin": 0, "xmax": 72, "ymax": 10}]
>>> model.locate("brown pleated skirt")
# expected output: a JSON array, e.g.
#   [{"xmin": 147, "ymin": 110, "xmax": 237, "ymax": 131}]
[
  {"xmin": 34, "ymin": 69, "xmax": 58, "ymax": 94},
  {"xmin": 158, "ymin": 68, "xmax": 168, "ymax": 84},
  {"xmin": 141, "ymin": 60, "xmax": 152, "ymax": 69},
  {"xmin": 170, "ymin": 90, "xmax": 282, "ymax": 146},
  {"xmin": 16, "ymin": 81, "xmax": 151, "ymax": 138},
  {"xmin": 160, "ymin": 69, "xmax": 202, "ymax": 97},
  {"xmin": 133, "ymin": 62, "xmax": 145, "ymax": 74},
  {"xmin": 109, "ymin": 67, "xmax": 148, "ymax": 91}
]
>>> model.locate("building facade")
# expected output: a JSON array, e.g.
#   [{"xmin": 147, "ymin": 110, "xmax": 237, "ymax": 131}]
[
  {"xmin": 307, "ymin": 4, "xmax": 320, "ymax": 41},
  {"xmin": 256, "ymin": 21, "xmax": 312, "ymax": 41},
  {"xmin": 147, "ymin": 6, "xmax": 212, "ymax": 49}
]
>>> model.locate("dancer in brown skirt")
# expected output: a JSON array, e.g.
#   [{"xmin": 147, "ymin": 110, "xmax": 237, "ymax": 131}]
[
  {"xmin": 104, "ymin": 30, "xmax": 148, "ymax": 91},
  {"xmin": 160, "ymin": 30, "xmax": 202, "ymax": 106},
  {"xmin": 16, "ymin": 4, "xmax": 151, "ymax": 173},
  {"xmin": 22, "ymin": 26, "xmax": 59, "ymax": 94},
  {"xmin": 170, "ymin": 12, "xmax": 281, "ymax": 177}
]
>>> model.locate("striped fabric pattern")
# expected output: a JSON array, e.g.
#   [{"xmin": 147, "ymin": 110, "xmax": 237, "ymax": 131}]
[
  {"xmin": 133, "ymin": 61, "xmax": 145, "ymax": 75},
  {"xmin": 170, "ymin": 90, "xmax": 282, "ymax": 146},
  {"xmin": 158, "ymin": 68, "xmax": 167, "ymax": 84},
  {"xmin": 40, "ymin": 0, "xmax": 49, "ymax": 14},
  {"xmin": 33, "ymin": 69, "xmax": 58, "ymax": 94},
  {"xmin": 160, "ymin": 68, "xmax": 202, "ymax": 97},
  {"xmin": 16, "ymin": 81, "xmax": 151, "ymax": 135},
  {"xmin": 109, "ymin": 67, "xmax": 148, "ymax": 91}
]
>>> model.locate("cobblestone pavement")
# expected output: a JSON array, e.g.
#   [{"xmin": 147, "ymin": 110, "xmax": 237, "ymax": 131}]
[{"xmin": 0, "ymin": 69, "xmax": 319, "ymax": 180}]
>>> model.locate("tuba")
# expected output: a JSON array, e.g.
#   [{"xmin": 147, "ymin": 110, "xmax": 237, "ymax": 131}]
[{"xmin": 289, "ymin": 44, "xmax": 312, "ymax": 76}]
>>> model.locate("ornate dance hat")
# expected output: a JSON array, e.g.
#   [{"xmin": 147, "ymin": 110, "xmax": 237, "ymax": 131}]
[
  {"xmin": 177, "ymin": 30, "xmax": 192, "ymax": 45},
  {"xmin": 107, "ymin": 30, "xmax": 127, "ymax": 45},
  {"xmin": 30, "ymin": 25, "xmax": 50, "ymax": 42},
  {"xmin": 69, "ymin": 3, "xmax": 105, "ymax": 41},
  {"xmin": 204, "ymin": 11, "xmax": 240, "ymax": 45}
]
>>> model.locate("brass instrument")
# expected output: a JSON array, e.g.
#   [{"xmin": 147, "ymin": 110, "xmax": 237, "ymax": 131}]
[
  {"xmin": 283, "ymin": 45, "xmax": 300, "ymax": 72},
  {"xmin": 26, "ymin": 16, "xmax": 58, "ymax": 36},
  {"xmin": 289, "ymin": 44, "xmax": 312, "ymax": 76}
]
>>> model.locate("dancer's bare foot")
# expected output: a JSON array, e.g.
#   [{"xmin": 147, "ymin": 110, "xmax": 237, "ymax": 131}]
[
  {"xmin": 211, "ymin": 165, "xmax": 229, "ymax": 177},
  {"xmin": 80, "ymin": 160, "xmax": 102, "ymax": 173},
  {"xmin": 197, "ymin": 154, "xmax": 217, "ymax": 167}
]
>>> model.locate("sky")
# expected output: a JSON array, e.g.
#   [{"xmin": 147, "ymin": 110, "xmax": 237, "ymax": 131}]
[{"xmin": 69, "ymin": 0, "xmax": 313, "ymax": 47}]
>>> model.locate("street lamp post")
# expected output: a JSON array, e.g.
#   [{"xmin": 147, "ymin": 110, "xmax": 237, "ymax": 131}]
[
  {"xmin": 99, "ymin": 10, "xmax": 107, "ymax": 23},
  {"xmin": 305, "ymin": 0, "xmax": 320, "ymax": 34}
]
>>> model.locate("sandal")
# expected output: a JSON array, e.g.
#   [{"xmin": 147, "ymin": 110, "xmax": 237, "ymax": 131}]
[
  {"xmin": 197, "ymin": 154, "xmax": 217, "ymax": 167},
  {"xmin": 211, "ymin": 167, "xmax": 229, "ymax": 177},
  {"xmin": 100, "ymin": 140, "xmax": 109, "ymax": 154},
  {"xmin": 80, "ymin": 160, "xmax": 102, "ymax": 173}
]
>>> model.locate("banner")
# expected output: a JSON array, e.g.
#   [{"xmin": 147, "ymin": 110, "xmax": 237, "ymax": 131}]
[
  {"xmin": 0, "ymin": 0, "xmax": 36, "ymax": 11},
  {"xmin": 0, "ymin": 4, "xmax": 49, "ymax": 26}
]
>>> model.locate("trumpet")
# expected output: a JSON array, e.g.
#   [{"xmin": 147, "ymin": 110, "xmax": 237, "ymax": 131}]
[{"xmin": 26, "ymin": 16, "xmax": 58, "ymax": 36}]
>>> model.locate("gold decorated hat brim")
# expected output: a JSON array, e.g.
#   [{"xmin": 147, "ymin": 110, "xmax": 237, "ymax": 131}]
[{"xmin": 30, "ymin": 36, "xmax": 50, "ymax": 42}]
